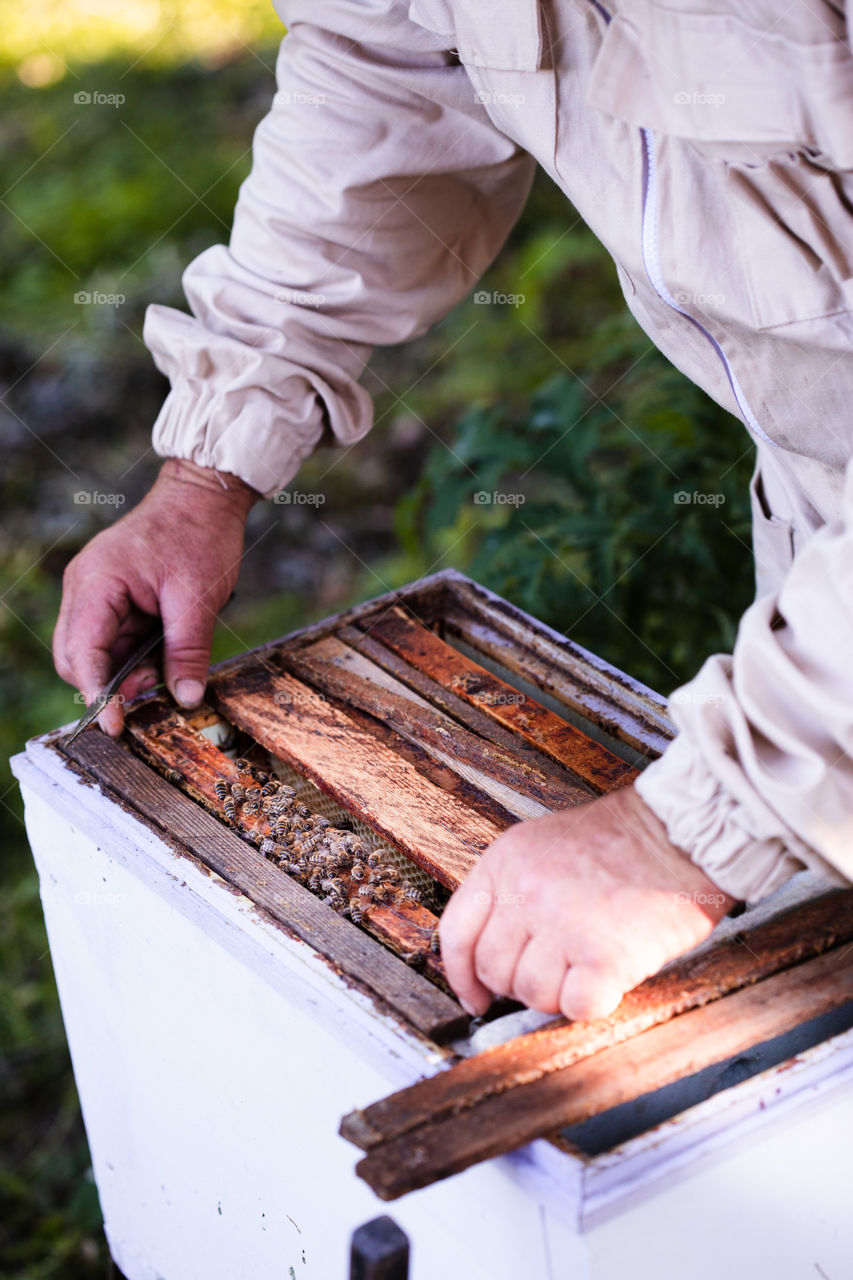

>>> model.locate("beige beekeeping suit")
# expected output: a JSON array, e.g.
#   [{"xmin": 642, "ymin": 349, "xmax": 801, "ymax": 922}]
[{"xmin": 143, "ymin": 0, "xmax": 853, "ymax": 904}]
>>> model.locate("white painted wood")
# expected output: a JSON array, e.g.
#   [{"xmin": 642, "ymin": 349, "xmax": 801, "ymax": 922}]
[{"xmin": 12, "ymin": 740, "xmax": 853, "ymax": 1280}]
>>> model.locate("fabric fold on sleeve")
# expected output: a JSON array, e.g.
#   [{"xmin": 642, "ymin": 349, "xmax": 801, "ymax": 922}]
[
  {"xmin": 635, "ymin": 456, "xmax": 853, "ymax": 903},
  {"xmin": 143, "ymin": 1, "xmax": 536, "ymax": 497}
]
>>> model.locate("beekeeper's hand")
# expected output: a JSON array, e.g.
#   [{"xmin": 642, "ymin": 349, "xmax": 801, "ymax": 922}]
[
  {"xmin": 54, "ymin": 458, "xmax": 259, "ymax": 736},
  {"xmin": 439, "ymin": 784, "xmax": 734, "ymax": 1022}
]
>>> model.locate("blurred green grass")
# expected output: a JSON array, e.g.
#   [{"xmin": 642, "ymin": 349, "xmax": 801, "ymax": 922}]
[{"xmin": 1, "ymin": 6, "xmax": 756, "ymax": 1275}]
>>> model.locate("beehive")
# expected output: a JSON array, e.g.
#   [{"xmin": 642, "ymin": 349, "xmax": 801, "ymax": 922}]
[{"xmin": 13, "ymin": 569, "xmax": 853, "ymax": 1280}]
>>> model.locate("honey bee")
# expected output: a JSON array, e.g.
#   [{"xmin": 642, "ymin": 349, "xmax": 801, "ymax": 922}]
[
  {"xmin": 380, "ymin": 866, "xmax": 401, "ymax": 885},
  {"xmin": 260, "ymin": 838, "xmax": 277, "ymax": 858},
  {"xmin": 243, "ymin": 800, "xmax": 260, "ymax": 816},
  {"xmin": 313, "ymin": 816, "xmax": 331, "ymax": 830},
  {"xmin": 253, "ymin": 770, "xmax": 269, "ymax": 784},
  {"xmin": 348, "ymin": 898, "xmax": 366, "ymax": 924},
  {"xmin": 366, "ymin": 850, "xmax": 381, "ymax": 868},
  {"xmin": 223, "ymin": 797, "xmax": 237, "ymax": 821},
  {"xmin": 230, "ymin": 782, "xmax": 245, "ymax": 803},
  {"xmin": 321, "ymin": 876, "xmax": 345, "ymax": 895},
  {"xmin": 372, "ymin": 883, "xmax": 393, "ymax": 904},
  {"xmin": 330, "ymin": 849, "xmax": 352, "ymax": 872},
  {"xmin": 277, "ymin": 784, "xmax": 296, "ymax": 798},
  {"xmin": 295, "ymin": 803, "xmax": 311, "ymax": 820},
  {"xmin": 235, "ymin": 758, "xmax": 251, "ymax": 772},
  {"xmin": 430, "ymin": 926, "xmax": 440, "ymax": 954},
  {"xmin": 308, "ymin": 851, "xmax": 327, "ymax": 867},
  {"xmin": 400, "ymin": 882, "xmax": 422, "ymax": 905},
  {"xmin": 308, "ymin": 873, "xmax": 324, "ymax": 893},
  {"xmin": 166, "ymin": 768, "xmax": 184, "ymax": 785},
  {"xmin": 282, "ymin": 859, "xmax": 306, "ymax": 880},
  {"xmin": 368, "ymin": 869, "xmax": 386, "ymax": 885},
  {"xmin": 358, "ymin": 883, "xmax": 377, "ymax": 901},
  {"xmin": 260, "ymin": 781, "xmax": 278, "ymax": 797},
  {"xmin": 350, "ymin": 861, "xmax": 366, "ymax": 882},
  {"xmin": 273, "ymin": 817, "xmax": 291, "ymax": 840},
  {"xmin": 214, "ymin": 779, "xmax": 228, "ymax": 801},
  {"xmin": 245, "ymin": 783, "xmax": 261, "ymax": 799}
]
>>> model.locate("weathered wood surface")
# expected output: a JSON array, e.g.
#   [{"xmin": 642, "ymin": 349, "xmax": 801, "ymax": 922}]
[
  {"xmin": 209, "ymin": 664, "xmax": 505, "ymax": 890},
  {"xmin": 281, "ymin": 636, "xmax": 593, "ymax": 820},
  {"xmin": 351, "ymin": 942, "xmax": 853, "ymax": 1198},
  {"xmin": 358, "ymin": 608, "xmax": 638, "ymax": 793},
  {"xmin": 341, "ymin": 888, "xmax": 853, "ymax": 1151},
  {"xmin": 435, "ymin": 575, "xmax": 674, "ymax": 757},
  {"xmin": 336, "ymin": 624, "xmax": 590, "ymax": 789},
  {"xmin": 59, "ymin": 727, "xmax": 467, "ymax": 1041},
  {"xmin": 124, "ymin": 700, "xmax": 447, "ymax": 982}
]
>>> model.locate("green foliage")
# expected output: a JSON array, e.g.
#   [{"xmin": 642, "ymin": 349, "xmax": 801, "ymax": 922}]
[{"xmin": 391, "ymin": 327, "xmax": 756, "ymax": 695}]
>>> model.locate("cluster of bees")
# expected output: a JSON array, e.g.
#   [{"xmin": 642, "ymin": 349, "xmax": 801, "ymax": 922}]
[{"xmin": 214, "ymin": 759, "xmax": 429, "ymax": 932}]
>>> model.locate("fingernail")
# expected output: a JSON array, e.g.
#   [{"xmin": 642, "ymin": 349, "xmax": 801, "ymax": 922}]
[
  {"xmin": 138, "ymin": 672, "xmax": 159, "ymax": 693},
  {"xmin": 174, "ymin": 679, "xmax": 205, "ymax": 708},
  {"xmin": 460, "ymin": 999, "xmax": 479, "ymax": 1016}
]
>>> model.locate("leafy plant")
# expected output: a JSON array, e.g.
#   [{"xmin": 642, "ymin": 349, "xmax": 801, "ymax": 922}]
[{"xmin": 392, "ymin": 332, "xmax": 756, "ymax": 696}]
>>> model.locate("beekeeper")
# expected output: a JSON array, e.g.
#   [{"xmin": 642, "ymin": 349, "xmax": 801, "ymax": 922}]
[{"xmin": 54, "ymin": 0, "xmax": 853, "ymax": 1021}]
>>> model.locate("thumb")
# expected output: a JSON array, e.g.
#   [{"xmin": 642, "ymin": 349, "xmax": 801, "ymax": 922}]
[{"xmin": 159, "ymin": 580, "xmax": 220, "ymax": 709}]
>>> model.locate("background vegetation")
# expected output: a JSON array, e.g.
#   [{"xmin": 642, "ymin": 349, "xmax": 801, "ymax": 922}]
[{"xmin": 1, "ymin": 4, "xmax": 755, "ymax": 1274}]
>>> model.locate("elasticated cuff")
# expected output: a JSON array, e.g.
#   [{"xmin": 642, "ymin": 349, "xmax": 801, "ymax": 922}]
[{"xmin": 634, "ymin": 731, "xmax": 820, "ymax": 903}]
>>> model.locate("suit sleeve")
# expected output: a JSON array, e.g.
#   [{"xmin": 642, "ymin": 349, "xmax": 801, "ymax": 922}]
[
  {"xmin": 142, "ymin": 0, "xmax": 536, "ymax": 497},
  {"xmin": 634, "ymin": 455, "xmax": 853, "ymax": 903}
]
